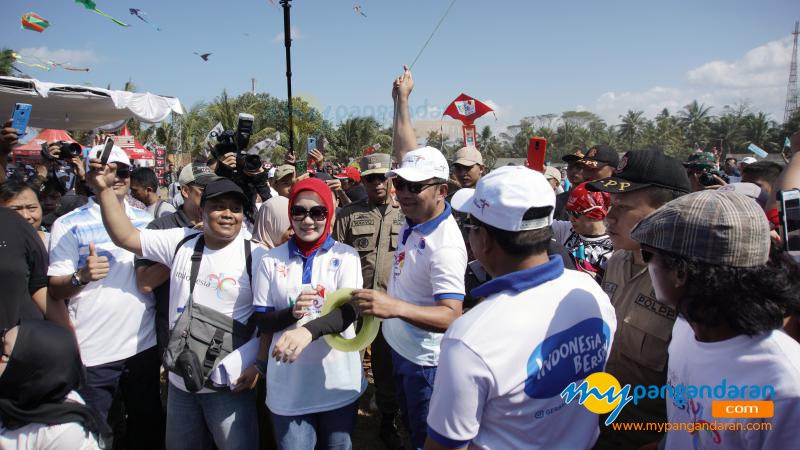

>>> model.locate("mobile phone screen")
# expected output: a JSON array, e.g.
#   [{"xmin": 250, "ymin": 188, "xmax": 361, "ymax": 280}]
[{"xmin": 785, "ymin": 197, "xmax": 800, "ymax": 252}]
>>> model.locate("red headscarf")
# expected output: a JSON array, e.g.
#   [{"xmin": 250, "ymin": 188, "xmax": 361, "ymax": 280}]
[
  {"xmin": 288, "ymin": 177, "xmax": 335, "ymax": 257},
  {"xmin": 566, "ymin": 182, "xmax": 611, "ymax": 220}
]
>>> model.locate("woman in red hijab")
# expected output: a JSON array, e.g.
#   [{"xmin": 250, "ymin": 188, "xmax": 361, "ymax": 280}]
[{"xmin": 251, "ymin": 177, "xmax": 366, "ymax": 449}]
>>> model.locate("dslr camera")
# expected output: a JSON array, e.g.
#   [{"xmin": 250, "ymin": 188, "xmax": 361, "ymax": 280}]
[
  {"xmin": 41, "ymin": 141, "xmax": 83, "ymax": 161},
  {"xmin": 697, "ymin": 167, "xmax": 730, "ymax": 187},
  {"xmin": 212, "ymin": 113, "xmax": 261, "ymax": 173}
]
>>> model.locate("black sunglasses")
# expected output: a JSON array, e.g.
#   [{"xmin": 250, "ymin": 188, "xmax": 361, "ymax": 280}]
[
  {"xmin": 363, "ymin": 174, "xmax": 387, "ymax": 184},
  {"xmin": 116, "ymin": 167, "xmax": 131, "ymax": 179},
  {"xmin": 393, "ymin": 178, "xmax": 440, "ymax": 194},
  {"xmin": 640, "ymin": 248, "xmax": 655, "ymax": 263},
  {"xmin": 291, "ymin": 205, "xmax": 328, "ymax": 221}
]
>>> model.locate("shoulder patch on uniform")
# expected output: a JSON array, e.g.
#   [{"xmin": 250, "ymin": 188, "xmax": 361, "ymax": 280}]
[{"xmin": 602, "ymin": 282, "xmax": 618, "ymax": 297}]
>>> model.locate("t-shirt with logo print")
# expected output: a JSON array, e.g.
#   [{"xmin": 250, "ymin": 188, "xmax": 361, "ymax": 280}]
[
  {"xmin": 253, "ymin": 237, "xmax": 366, "ymax": 416},
  {"xmin": 139, "ymin": 227, "xmax": 262, "ymax": 393},
  {"xmin": 427, "ymin": 257, "xmax": 617, "ymax": 450}
]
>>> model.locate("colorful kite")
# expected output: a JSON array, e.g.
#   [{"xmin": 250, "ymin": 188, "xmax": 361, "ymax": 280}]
[
  {"xmin": 443, "ymin": 93, "xmax": 496, "ymax": 125},
  {"xmin": 74, "ymin": 0, "xmax": 129, "ymax": 27},
  {"xmin": 21, "ymin": 12, "xmax": 50, "ymax": 32},
  {"xmin": 353, "ymin": 4, "xmax": 367, "ymax": 17},
  {"xmin": 129, "ymin": 8, "xmax": 161, "ymax": 31},
  {"xmin": 194, "ymin": 52, "xmax": 212, "ymax": 61},
  {"xmin": 11, "ymin": 52, "xmax": 91, "ymax": 72}
]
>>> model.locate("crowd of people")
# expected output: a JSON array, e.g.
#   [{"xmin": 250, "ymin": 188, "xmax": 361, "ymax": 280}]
[{"xmin": 1, "ymin": 66, "xmax": 799, "ymax": 450}]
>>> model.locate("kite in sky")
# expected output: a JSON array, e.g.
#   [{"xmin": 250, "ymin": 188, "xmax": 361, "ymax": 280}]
[
  {"xmin": 21, "ymin": 12, "xmax": 50, "ymax": 32},
  {"xmin": 11, "ymin": 52, "xmax": 90, "ymax": 72},
  {"xmin": 353, "ymin": 4, "xmax": 367, "ymax": 17},
  {"xmin": 129, "ymin": 8, "xmax": 161, "ymax": 31},
  {"xmin": 443, "ymin": 93, "xmax": 496, "ymax": 124},
  {"xmin": 194, "ymin": 52, "xmax": 212, "ymax": 61},
  {"xmin": 74, "ymin": 0, "xmax": 129, "ymax": 27}
]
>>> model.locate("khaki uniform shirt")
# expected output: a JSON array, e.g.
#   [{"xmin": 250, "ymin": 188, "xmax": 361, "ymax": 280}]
[
  {"xmin": 595, "ymin": 249, "xmax": 677, "ymax": 450},
  {"xmin": 333, "ymin": 199, "xmax": 404, "ymax": 292}
]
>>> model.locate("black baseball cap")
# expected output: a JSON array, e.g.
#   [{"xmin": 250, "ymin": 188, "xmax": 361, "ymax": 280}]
[
  {"xmin": 586, "ymin": 149, "xmax": 691, "ymax": 194},
  {"xmin": 562, "ymin": 148, "xmax": 585, "ymax": 163},
  {"xmin": 200, "ymin": 178, "xmax": 249, "ymax": 206},
  {"xmin": 581, "ymin": 145, "xmax": 619, "ymax": 167}
]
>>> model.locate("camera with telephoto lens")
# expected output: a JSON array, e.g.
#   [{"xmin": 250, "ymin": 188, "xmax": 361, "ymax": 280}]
[
  {"xmin": 41, "ymin": 141, "xmax": 83, "ymax": 161},
  {"xmin": 698, "ymin": 168, "xmax": 730, "ymax": 187},
  {"xmin": 212, "ymin": 113, "xmax": 260, "ymax": 173}
]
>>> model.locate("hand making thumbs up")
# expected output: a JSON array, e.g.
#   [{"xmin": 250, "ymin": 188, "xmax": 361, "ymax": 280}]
[{"xmin": 77, "ymin": 242, "xmax": 110, "ymax": 283}]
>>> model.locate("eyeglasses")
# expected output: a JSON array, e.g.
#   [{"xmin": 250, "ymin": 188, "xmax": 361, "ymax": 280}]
[
  {"xmin": 393, "ymin": 178, "xmax": 440, "ymax": 194},
  {"xmin": 290, "ymin": 205, "xmax": 328, "ymax": 221},
  {"xmin": 116, "ymin": 167, "xmax": 131, "ymax": 179},
  {"xmin": 363, "ymin": 174, "xmax": 387, "ymax": 184}
]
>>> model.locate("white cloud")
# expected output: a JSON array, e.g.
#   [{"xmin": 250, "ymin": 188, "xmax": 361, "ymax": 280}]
[
  {"xmin": 16, "ymin": 47, "xmax": 99, "ymax": 66},
  {"xmin": 591, "ymin": 37, "xmax": 792, "ymax": 124},
  {"xmin": 272, "ymin": 27, "xmax": 302, "ymax": 44}
]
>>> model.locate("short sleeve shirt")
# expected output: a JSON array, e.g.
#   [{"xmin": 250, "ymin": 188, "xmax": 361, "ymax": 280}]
[
  {"xmin": 48, "ymin": 198, "xmax": 156, "ymax": 367},
  {"xmin": 427, "ymin": 258, "xmax": 617, "ymax": 449},
  {"xmin": 0, "ymin": 207, "xmax": 48, "ymax": 328},
  {"xmin": 253, "ymin": 237, "xmax": 366, "ymax": 415},
  {"xmin": 382, "ymin": 203, "xmax": 467, "ymax": 366}
]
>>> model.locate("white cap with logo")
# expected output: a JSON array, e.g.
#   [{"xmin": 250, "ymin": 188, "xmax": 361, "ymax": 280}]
[
  {"xmin": 450, "ymin": 165, "xmax": 555, "ymax": 231},
  {"xmin": 386, "ymin": 146, "xmax": 449, "ymax": 182}
]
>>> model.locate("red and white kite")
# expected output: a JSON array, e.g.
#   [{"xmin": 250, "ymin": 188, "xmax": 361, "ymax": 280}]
[{"xmin": 443, "ymin": 93, "xmax": 496, "ymax": 125}]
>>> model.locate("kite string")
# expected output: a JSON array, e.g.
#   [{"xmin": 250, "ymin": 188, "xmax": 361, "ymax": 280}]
[{"xmin": 409, "ymin": 0, "xmax": 458, "ymax": 69}]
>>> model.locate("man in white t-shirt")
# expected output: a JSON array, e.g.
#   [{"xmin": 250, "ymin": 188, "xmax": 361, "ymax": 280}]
[
  {"xmin": 424, "ymin": 166, "xmax": 617, "ymax": 450},
  {"xmin": 47, "ymin": 144, "xmax": 163, "ymax": 448},
  {"xmin": 631, "ymin": 190, "xmax": 800, "ymax": 450},
  {"xmin": 352, "ymin": 66, "xmax": 467, "ymax": 450},
  {"xmin": 85, "ymin": 161, "xmax": 262, "ymax": 450}
]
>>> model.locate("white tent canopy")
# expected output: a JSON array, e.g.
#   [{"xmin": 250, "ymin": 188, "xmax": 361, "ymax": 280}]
[{"xmin": 0, "ymin": 76, "xmax": 183, "ymax": 131}]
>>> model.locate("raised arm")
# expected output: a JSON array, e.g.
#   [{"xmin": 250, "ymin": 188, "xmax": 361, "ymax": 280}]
[
  {"xmin": 85, "ymin": 159, "xmax": 143, "ymax": 255},
  {"xmin": 392, "ymin": 65, "xmax": 417, "ymax": 162}
]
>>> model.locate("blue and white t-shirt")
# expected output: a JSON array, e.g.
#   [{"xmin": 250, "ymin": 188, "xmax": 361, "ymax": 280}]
[
  {"xmin": 382, "ymin": 203, "xmax": 467, "ymax": 366},
  {"xmin": 427, "ymin": 257, "xmax": 617, "ymax": 450},
  {"xmin": 253, "ymin": 237, "xmax": 366, "ymax": 415},
  {"xmin": 48, "ymin": 198, "xmax": 156, "ymax": 367}
]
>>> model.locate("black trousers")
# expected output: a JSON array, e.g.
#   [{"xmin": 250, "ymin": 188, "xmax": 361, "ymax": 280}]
[{"xmin": 79, "ymin": 346, "xmax": 165, "ymax": 449}]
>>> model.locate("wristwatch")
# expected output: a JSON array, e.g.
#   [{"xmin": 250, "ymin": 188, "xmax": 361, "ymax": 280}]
[
  {"xmin": 70, "ymin": 270, "xmax": 88, "ymax": 287},
  {"xmin": 254, "ymin": 358, "xmax": 267, "ymax": 377}
]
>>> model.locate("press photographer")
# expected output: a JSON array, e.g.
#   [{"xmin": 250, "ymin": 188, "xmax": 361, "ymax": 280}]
[
  {"xmin": 684, "ymin": 151, "xmax": 729, "ymax": 192},
  {"xmin": 40, "ymin": 140, "xmax": 89, "ymax": 195},
  {"xmin": 211, "ymin": 113, "xmax": 271, "ymax": 223}
]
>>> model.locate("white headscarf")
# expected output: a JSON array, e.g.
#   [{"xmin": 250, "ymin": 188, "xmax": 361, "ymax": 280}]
[{"xmin": 252, "ymin": 195, "xmax": 291, "ymax": 249}]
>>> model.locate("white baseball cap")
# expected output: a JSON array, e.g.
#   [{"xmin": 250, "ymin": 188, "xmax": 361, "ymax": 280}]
[
  {"xmin": 386, "ymin": 146, "xmax": 449, "ymax": 182},
  {"xmin": 451, "ymin": 165, "xmax": 555, "ymax": 232},
  {"xmin": 741, "ymin": 156, "xmax": 757, "ymax": 165}
]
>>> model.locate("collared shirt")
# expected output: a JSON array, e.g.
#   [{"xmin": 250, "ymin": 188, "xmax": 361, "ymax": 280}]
[
  {"xmin": 333, "ymin": 198, "xmax": 404, "ymax": 291},
  {"xmin": 427, "ymin": 257, "xmax": 617, "ymax": 450},
  {"xmin": 383, "ymin": 203, "xmax": 467, "ymax": 367},
  {"xmin": 252, "ymin": 236, "xmax": 366, "ymax": 415},
  {"xmin": 48, "ymin": 198, "xmax": 156, "ymax": 367},
  {"xmin": 595, "ymin": 249, "xmax": 677, "ymax": 449}
]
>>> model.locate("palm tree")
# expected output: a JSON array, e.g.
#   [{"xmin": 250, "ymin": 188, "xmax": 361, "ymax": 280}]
[
  {"xmin": 0, "ymin": 49, "xmax": 19, "ymax": 76},
  {"xmin": 618, "ymin": 110, "xmax": 647, "ymax": 151},
  {"xmin": 742, "ymin": 112, "xmax": 777, "ymax": 151},
  {"xmin": 679, "ymin": 101, "xmax": 713, "ymax": 149}
]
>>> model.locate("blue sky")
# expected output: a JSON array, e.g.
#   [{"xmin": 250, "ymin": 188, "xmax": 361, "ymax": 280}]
[{"xmin": 4, "ymin": 0, "xmax": 799, "ymax": 130}]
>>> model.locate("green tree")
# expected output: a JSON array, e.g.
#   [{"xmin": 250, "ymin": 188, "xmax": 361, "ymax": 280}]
[
  {"xmin": 679, "ymin": 100, "xmax": 713, "ymax": 148},
  {"xmin": 617, "ymin": 110, "xmax": 647, "ymax": 151},
  {"xmin": 0, "ymin": 49, "xmax": 20, "ymax": 76}
]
